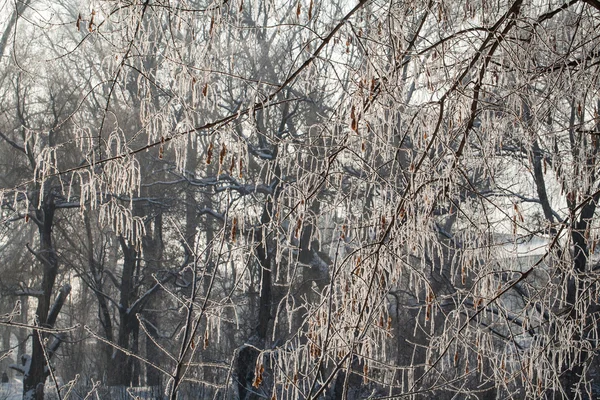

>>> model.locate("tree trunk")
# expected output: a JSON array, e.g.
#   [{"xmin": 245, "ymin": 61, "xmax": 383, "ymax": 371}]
[
  {"xmin": 142, "ymin": 214, "xmax": 164, "ymax": 387},
  {"xmin": 107, "ymin": 237, "xmax": 138, "ymax": 386},
  {"xmin": 237, "ymin": 187, "xmax": 276, "ymax": 399},
  {"xmin": 23, "ymin": 197, "xmax": 58, "ymax": 400}
]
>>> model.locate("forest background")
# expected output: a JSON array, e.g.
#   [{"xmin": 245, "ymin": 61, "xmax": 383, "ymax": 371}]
[{"xmin": 2, "ymin": 0, "xmax": 600, "ymax": 399}]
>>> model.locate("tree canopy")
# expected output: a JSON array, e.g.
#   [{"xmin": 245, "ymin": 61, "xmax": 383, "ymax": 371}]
[{"xmin": 2, "ymin": 0, "xmax": 600, "ymax": 399}]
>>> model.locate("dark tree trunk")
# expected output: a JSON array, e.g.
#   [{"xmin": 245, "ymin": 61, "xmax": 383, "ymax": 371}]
[
  {"xmin": 559, "ymin": 98, "xmax": 600, "ymax": 395},
  {"xmin": 142, "ymin": 214, "xmax": 164, "ymax": 387},
  {"xmin": 561, "ymin": 198, "xmax": 598, "ymax": 397},
  {"xmin": 143, "ymin": 314, "xmax": 161, "ymax": 387},
  {"xmin": 84, "ymin": 213, "xmax": 115, "ymax": 377},
  {"xmin": 131, "ymin": 319, "xmax": 140, "ymax": 386},
  {"xmin": 237, "ymin": 188, "xmax": 276, "ymax": 400},
  {"xmin": 107, "ymin": 237, "xmax": 138, "ymax": 386},
  {"xmin": 23, "ymin": 197, "xmax": 58, "ymax": 400}
]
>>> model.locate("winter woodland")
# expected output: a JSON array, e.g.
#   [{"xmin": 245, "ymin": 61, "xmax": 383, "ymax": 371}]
[{"xmin": 1, "ymin": 0, "xmax": 600, "ymax": 399}]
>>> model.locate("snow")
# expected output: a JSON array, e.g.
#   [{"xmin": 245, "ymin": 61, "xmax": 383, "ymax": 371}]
[
  {"xmin": 1, "ymin": 378, "xmax": 70, "ymax": 400},
  {"xmin": 0, "ymin": 382, "xmax": 21, "ymax": 400}
]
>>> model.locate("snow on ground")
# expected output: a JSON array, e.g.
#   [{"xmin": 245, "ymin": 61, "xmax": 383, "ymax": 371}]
[
  {"xmin": 1, "ymin": 381, "xmax": 167, "ymax": 399},
  {"xmin": 0, "ymin": 382, "xmax": 21, "ymax": 400}
]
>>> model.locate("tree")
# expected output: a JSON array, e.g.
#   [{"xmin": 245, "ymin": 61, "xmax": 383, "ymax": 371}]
[{"xmin": 3, "ymin": 0, "xmax": 600, "ymax": 399}]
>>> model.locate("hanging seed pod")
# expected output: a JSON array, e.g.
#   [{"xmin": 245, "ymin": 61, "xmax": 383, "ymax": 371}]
[
  {"xmin": 351, "ymin": 105, "xmax": 358, "ymax": 133},
  {"xmin": 252, "ymin": 364, "xmax": 264, "ymax": 388},
  {"xmin": 88, "ymin": 10, "xmax": 95, "ymax": 32},
  {"xmin": 231, "ymin": 217, "xmax": 238, "ymax": 243},
  {"xmin": 354, "ymin": 256, "xmax": 362, "ymax": 276},
  {"xmin": 425, "ymin": 292, "xmax": 432, "ymax": 321},
  {"xmin": 229, "ymin": 155, "xmax": 236, "ymax": 174},
  {"xmin": 294, "ymin": 217, "xmax": 302, "ymax": 238},
  {"xmin": 209, "ymin": 15, "xmax": 215, "ymax": 36},
  {"xmin": 514, "ymin": 203, "xmax": 524, "ymax": 222},
  {"xmin": 219, "ymin": 143, "xmax": 227, "ymax": 166},
  {"xmin": 206, "ymin": 143, "xmax": 214, "ymax": 164}
]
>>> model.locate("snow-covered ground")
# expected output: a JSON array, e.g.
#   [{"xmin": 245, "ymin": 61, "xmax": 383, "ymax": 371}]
[
  {"xmin": 0, "ymin": 381, "xmax": 167, "ymax": 399},
  {"xmin": 0, "ymin": 382, "xmax": 21, "ymax": 400}
]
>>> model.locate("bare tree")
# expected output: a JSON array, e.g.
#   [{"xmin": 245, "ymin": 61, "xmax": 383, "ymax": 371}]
[{"xmin": 4, "ymin": 0, "xmax": 600, "ymax": 399}]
